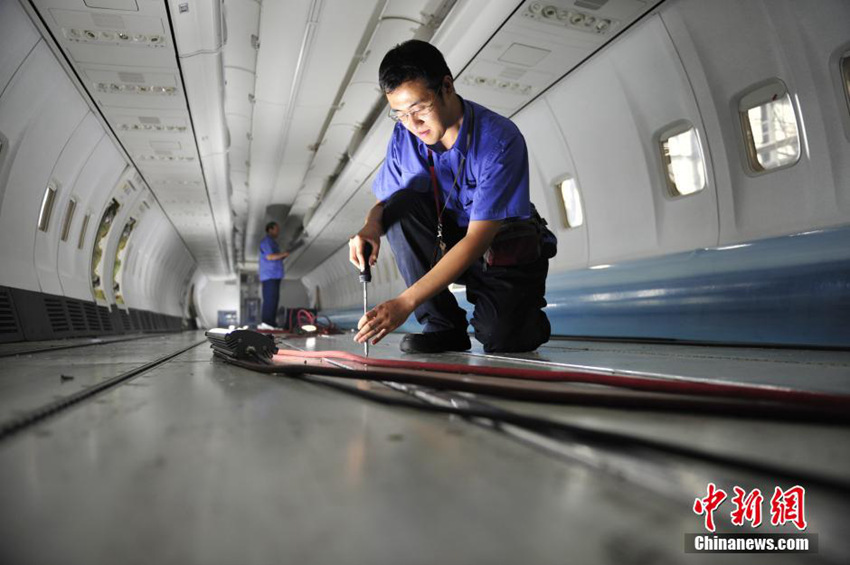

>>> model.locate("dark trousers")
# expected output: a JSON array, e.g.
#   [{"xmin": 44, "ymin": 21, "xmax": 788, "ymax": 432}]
[
  {"xmin": 383, "ymin": 189, "xmax": 551, "ymax": 353},
  {"xmin": 261, "ymin": 278, "xmax": 281, "ymax": 326}
]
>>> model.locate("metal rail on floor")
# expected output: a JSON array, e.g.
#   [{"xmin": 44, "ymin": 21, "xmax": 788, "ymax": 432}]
[
  {"xmin": 0, "ymin": 339, "xmax": 207, "ymax": 442},
  {"xmin": 0, "ymin": 332, "xmax": 187, "ymax": 359}
]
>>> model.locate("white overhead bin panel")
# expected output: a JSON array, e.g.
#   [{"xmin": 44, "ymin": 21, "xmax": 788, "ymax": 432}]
[
  {"xmin": 247, "ymin": 0, "xmax": 379, "ymax": 252},
  {"xmin": 286, "ymin": 0, "xmax": 442, "ymax": 228},
  {"xmin": 179, "ymin": 54, "xmax": 227, "ymax": 159},
  {"xmin": 166, "ymin": 0, "xmax": 223, "ymax": 56},
  {"xmin": 0, "ymin": 42, "xmax": 89, "ymax": 292},
  {"xmin": 0, "ymin": 0, "xmax": 41, "ymax": 97},
  {"xmin": 455, "ymin": 0, "xmax": 661, "ymax": 116},
  {"xmin": 222, "ymin": 0, "xmax": 260, "ymax": 71}
]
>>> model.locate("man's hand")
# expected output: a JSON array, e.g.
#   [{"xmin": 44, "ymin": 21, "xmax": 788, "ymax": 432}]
[
  {"xmin": 349, "ymin": 201, "xmax": 385, "ymax": 271},
  {"xmin": 348, "ymin": 228, "xmax": 380, "ymax": 272},
  {"xmin": 354, "ymin": 296, "xmax": 415, "ymax": 345}
]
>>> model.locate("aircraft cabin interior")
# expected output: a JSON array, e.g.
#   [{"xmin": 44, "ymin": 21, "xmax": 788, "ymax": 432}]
[{"xmin": 1, "ymin": 0, "xmax": 849, "ymax": 563}]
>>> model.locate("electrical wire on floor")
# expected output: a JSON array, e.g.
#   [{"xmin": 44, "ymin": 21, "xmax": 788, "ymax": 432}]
[{"xmin": 298, "ymin": 373, "xmax": 850, "ymax": 497}]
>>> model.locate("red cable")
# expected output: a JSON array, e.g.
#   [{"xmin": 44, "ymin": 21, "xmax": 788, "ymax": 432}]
[{"xmin": 272, "ymin": 349, "xmax": 850, "ymax": 410}]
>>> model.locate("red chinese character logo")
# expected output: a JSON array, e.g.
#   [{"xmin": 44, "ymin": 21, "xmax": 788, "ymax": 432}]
[
  {"xmin": 693, "ymin": 482, "xmax": 727, "ymax": 532},
  {"xmin": 730, "ymin": 487, "xmax": 764, "ymax": 527},
  {"xmin": 770, "ymin": 485, "xmax": 807, "ymax": 530}
]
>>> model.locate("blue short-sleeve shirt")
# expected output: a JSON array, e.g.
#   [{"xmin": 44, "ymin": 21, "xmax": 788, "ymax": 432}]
[
  {"xmin": 372, "ymin": 98, "xmax": 530, "ymax": 227},
  {"xmin": 259, "ymin": 235, "xmax": 283, "ymax": 281}
]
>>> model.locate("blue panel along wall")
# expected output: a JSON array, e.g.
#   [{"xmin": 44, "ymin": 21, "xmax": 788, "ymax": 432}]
[{"xmin": 323, "ymin": 226, "xmax": 850, "ymax": 348}]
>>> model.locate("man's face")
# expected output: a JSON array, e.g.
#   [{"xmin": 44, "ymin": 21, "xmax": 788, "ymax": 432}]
[
  {"xmin": 386, "ymin": 78, "xmax": 451, "ymax": 146},
  {"xmin": 268, "ymin": 224, "xmax": 280, "ymax": 238}
]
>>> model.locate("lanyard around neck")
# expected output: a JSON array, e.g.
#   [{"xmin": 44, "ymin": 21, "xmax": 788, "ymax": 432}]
[{"xmin": 426, "ymin": 103, "xmax": 475, "ymax": 237}]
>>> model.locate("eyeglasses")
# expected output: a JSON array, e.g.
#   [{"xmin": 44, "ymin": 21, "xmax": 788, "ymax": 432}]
[
  {"xmin": 388, "ymin": 87, "xmax": 442, "ymax": 123},
  {"xmin": 388, "ymin": 100, "xmax": 437, "ymax": 123}
]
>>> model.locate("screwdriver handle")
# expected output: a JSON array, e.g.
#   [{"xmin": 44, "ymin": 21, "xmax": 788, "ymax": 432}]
[{"xmin": 359, "ymin": 241, "xmax": 373, "ymax": 283}]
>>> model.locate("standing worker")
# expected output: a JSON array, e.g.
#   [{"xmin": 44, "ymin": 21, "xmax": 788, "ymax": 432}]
[
  {"xmin": 349, "ymin": 40, "xmax": 556, "ymax": 354},
  {"xmin": 258, "ymin": 221, "xmax": 289, "ymax": 330}
]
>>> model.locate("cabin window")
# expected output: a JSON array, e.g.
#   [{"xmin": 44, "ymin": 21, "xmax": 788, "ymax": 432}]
[
  {"xmin": 38, "ymin": 182, "xmax": 58, "ymax": 232},
  {"xmin": 60, "ymin": 198, "xmax": 77, "ymax": 242},
  {"xmin": 555, "ymin": 176, "xmax": 584, "ymax": 229},
  {"xmin": 659, "ymin": 123, "xmax": 706, "ymax": 197},
  {"xmin": 739, "ymin": 80, "xmax": 800, "ymax": 173},
  {"xmin": 78, "ymin": 213, "xmax": 91, "ymax": 250}
]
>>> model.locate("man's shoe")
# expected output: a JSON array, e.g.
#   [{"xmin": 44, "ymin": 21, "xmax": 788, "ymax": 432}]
[
  {"xmin": 400, "ymin": 329, "xmax": 471, "ymax": 354},
  {"xmin": 257, "ymin": 322, "xmax": 277, "ymax": 331}
]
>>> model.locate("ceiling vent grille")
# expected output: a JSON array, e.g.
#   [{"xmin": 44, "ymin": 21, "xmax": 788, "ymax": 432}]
[
  {"xmin": 0, "ymin": 289, "xmax": 20, "ymax": 335},
  {"xmin": 118, "ymin": 71, "xmax": 145, "ymax": 83},
  {"xmin": 45, "ymin": 297, "xmax": 70, "ymax": 333},
  {"xmin": 574, "ymin": 0, "xmax": 608, "ymax": 10},
  {"xmin": 90, "ymin": 13, "xmax": 126, "ymax": 29}
]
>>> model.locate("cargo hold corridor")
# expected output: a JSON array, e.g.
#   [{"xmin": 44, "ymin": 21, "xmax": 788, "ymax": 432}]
[{"xmin": 0, "ymin": 332, "xmax": 848, "ymax": 565}]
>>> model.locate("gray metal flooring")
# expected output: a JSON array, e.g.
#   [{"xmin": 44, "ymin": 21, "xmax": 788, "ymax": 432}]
[{"xmin": 0, "ymin": 330, "xmax": 848, "ymax": 564}]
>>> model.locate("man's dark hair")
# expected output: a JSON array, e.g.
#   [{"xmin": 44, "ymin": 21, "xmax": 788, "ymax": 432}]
[
  {"xmin": 378, "ymin": 40, "xmax": 452, "ymax": 94},
  {"xmin": 265, "ymin": 221, "xmax": 278, "ymax": 233}
]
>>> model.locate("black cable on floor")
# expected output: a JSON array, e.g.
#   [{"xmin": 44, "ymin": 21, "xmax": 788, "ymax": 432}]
[{"xmin": 299, "ymin": 374, "xmax": 850, "ymax": 497}]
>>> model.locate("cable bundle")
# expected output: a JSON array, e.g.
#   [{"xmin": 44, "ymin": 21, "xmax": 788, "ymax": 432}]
[{"xmin": 205, "ymin": 328, "xmax": 277, "ymax": 363}]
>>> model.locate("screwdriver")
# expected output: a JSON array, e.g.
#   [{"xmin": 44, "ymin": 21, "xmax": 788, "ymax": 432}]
[{"xmin": 360, "ymin": 241, "xmax": 373, "ymax": 357}]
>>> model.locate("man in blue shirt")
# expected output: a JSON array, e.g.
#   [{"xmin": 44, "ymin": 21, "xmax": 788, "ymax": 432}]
[
  {"xmin": 349, "ymin": 40, "xmax": 555, "ymax": 353},
  {"xmin": 258, "ymin": 221, "xmax": 289, "ymax": 329}
]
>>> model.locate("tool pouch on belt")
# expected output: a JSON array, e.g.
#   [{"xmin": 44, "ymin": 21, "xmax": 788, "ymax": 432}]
[{"xmin": 483, "ymin": 208, "xmax": 557, "ymax": 269}]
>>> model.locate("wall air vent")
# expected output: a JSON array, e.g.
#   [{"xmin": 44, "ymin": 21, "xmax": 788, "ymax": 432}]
[
  {"xmin": 66, "ymin": 300, "xmax": 88, "ymax": 331},
  {"xmin": 84, "ymin": 301, "xmax": 101, "ymax": 331},
  {"xmin": 118, "ymin": 309, "xmax": 132, "ymax": 331},
  {"xmin": 45, "ymin": 297, "xmax": 70, "ymax": 333},
  {"xmin": 0, "ymin": 288, "xmax": 21, "ymax": 336},
  {"xmin": 98, "ymin": 306, "xmax": 113, "ymax": 332}
]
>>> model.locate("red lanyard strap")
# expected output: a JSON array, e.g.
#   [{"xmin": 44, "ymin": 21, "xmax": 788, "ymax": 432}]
[{"xmin": 426, "ymin": 103, "xmax": 474, "ymax": 233}]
